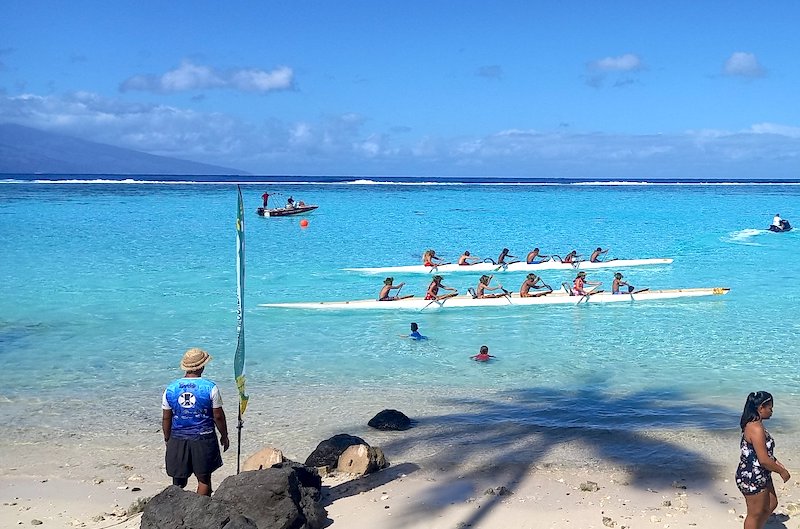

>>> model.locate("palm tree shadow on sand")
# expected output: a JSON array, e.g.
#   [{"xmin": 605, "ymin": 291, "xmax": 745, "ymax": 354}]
[{"xmin": 324, "ymin": 383, "xmax": 760, "ymax": 528}]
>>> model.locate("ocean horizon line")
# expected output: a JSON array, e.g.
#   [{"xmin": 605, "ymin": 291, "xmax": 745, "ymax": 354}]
[{"xmin": 2, "ymin": 173, "xmax": 800, "ymax": 186}]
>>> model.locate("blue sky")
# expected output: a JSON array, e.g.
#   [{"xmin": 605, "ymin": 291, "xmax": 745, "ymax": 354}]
[{"xmin": 2, "ymin": 1, "xmax": 799, "ymax": 178}]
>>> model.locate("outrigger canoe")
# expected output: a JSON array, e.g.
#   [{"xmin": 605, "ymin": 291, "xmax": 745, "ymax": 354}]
[
  {"xmin": 259, "ymin": 287, "xmax": 729, "ymax": 311},
  {"xmin": 343, "ymin": 257, "xmax": 673, "ymax": 275},
  {"xmin": 256, "ymin": 205, "xmax": 318, "ymax": 217}
]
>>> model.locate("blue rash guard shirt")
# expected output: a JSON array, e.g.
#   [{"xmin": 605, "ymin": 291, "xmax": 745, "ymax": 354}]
[{"xmin": 162, "ymin": 377, "xmax": 222, "ymax": 438}]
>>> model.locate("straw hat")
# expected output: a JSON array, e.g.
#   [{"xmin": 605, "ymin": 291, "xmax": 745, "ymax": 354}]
[{"xmin": 180, "ymin": 348, "xmax": 212, "ymax": 371}]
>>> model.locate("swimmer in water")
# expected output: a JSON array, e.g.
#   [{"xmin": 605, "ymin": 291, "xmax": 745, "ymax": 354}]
[{"xmin": 470, "ymin": 345, "xmax": 495, "ymax": 362}]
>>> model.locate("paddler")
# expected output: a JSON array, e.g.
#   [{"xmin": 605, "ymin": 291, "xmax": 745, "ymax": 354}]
[
  {"xmin": 572, "ymin": 271, "xmax": 600, "ymax": 296},
  {"xmin": 562, "ymin": 250, "xmax": 579, "ymax": 264},
  {"xmin": 589, "ymin": 247, "xmax": 609, "ymax": 263},
  {"xmin": 378, "ymin": 277, "xmax": 406, "ymax": 301},
  {"xmin": 422, "ymin": 249, "xmax": 446, "ymax": 267},
  {"xmin": 458, "ymin": 250, "xmax": 480, "ymax": 266},
  {"xmin": 526, "ymin": 247, "xmax": 550, "ymax": 264},
  {"xmin": 520, "ymin": 273, "xmax": 552, "ymax": 298},
  {"xmin": 426, "ymin": 275, "xmax": 457, "ymax": 300},
  {"xmin": 612, "ymin": 272, "xmax": 635, "ymax": 294},
  {"xmin": 476, "ymin": 274, "xmax": 507, "ymax": 299},
  {"xmin": 496, "ymin": 248, "xmax": 518, "ymax": 265}
]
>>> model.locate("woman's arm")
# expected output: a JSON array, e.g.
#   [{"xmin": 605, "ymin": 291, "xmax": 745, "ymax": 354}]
[{"xmin": 746, "ymin": 423, "xmax": 791, "ymax": 480}]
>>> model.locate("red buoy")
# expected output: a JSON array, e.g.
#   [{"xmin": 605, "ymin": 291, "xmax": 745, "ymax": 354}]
[{"xmin": 300, "ymin": 219, "xmax": 309, "ymax": 228}]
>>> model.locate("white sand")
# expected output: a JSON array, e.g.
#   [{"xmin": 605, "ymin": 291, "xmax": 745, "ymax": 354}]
[{"xmin": 2, "ymin": 427, "xmax": 798, "ymax": 529}]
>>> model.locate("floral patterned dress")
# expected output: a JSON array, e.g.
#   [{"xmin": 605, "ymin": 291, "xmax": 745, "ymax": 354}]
[{"xmin": 735, "ymin": 428, "xmax": 775, "ymax": 495}]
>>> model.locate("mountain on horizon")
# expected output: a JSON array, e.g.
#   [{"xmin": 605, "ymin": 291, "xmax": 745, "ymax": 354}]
[{"xmin": 0, "ymin": 123, "xmax": 247, "ymax": 175}]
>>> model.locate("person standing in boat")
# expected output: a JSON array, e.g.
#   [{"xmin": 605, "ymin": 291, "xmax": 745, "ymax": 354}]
[
  {"xmin": 261, "ymin": 191, "xmax": 270, "ymax": 208},
  {"xmin": 526, "ymin": 248, "xmax": 550, "ymax": 264},
  {"xmin": 458, "ymin": 250, "xmax": 480, "ymax": 266},
  {"xmin": 426, "ymin": 275, "xmax": 457, "ymax": 300},
  {"xmin": 422, "ymin": 249, "xmax": 446, "ymax": 267},
  {"xmin": 520, "ymin": 273, "xmax": 551, "ymax": 297},
  {"xmin": 612, "ymin": 272, "xmax": 635, "ymax": 294},
  {"xmin": 378, "ymin": 277, "xmax": 406, "ymax": 301},
  {"xmin": 286, "ymin": 196, "xmax": 295, "ymax": 208},
  {"xmin": 589, "ymin": 247, "xmax": 609, "ymax": 262},
  {"xmin": 476, "ymin": 275, "xmax": 506, "ymax": 298}
]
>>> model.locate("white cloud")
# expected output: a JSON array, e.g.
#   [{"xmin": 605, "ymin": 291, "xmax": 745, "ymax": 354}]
[
  {"xmin": 586, "ymin": 53, "xmax": 645, "ymax": 88},
  {"xmin": 748, "ymin": 123, "xmax": 800, "ymax": 137},
  {"xmin": 723, "ymin": 52, "xmax": 765, "ymax": 78},
  {"xmin": 120, "ymin": 60, "xmax": 294, "ymax": 93},
  {"xmin": 590, "ymin": 53, "xmax": 644, "ymax": 73},
  {"xmin": 1, "ymin": 91, "xmax": 799, "ymax": 177}
]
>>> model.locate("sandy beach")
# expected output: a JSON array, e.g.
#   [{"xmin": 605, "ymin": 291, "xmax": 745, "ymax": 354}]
[{"xmin": 2, "ymin": 419, "xmax": 798, "ymax": 529}]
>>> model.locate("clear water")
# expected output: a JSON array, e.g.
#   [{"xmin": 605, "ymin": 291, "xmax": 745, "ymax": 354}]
[{"xmin": 2, "ymin": 180, "xmax": 799, "ymax": 465}]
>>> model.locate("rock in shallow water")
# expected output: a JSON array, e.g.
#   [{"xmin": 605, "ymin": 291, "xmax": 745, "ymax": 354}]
[{"xmin": 368, "ymin": 409, "xmax": 412, "ymax": 431}]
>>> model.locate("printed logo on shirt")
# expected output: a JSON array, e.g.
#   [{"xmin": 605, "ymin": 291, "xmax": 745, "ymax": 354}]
[{"xmin": 178, "ymin": 392, "xmax": 196, "ymax": 408}]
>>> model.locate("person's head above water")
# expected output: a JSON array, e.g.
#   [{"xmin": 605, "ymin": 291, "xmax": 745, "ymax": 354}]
[
  {"xmin": 577, "ymin": 271, "xmax": 587, "ymax": 277},
  {"xmin": 384, "ymin": 277, "xmax": 394, "ymax": 285},
  {"xmin": 480, "ymin": 275, "xmax": 491, "ymax": 285},
  {"xmin": 411, "ymin": 322, "xmax": 419, "ymax": 332},
  {"xmin": 479, "ymin": 345, "xmax": 489, "ymax": 354},
  {"xmin": 596, "ymin": 247, "xmax": 602, "ymax": 251},
  {"xmin": 432, "ymin": 275, "xmax": 443, "ymax": 283},
  {"xmin": 527, "ymin": 273, "xmax": 538, "ymax": 281},
  {"xmin": 615, "ymin": 272, "xmax": 623, "ymax": 280},
  {"xmin": 463, "ymin": 250, "xmax": 470, "ymax": 256}
]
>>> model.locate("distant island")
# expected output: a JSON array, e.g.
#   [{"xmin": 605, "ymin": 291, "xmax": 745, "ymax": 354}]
[{"xmin": 0, "ymin": 123, "xmax": 247, "ymax": 175}]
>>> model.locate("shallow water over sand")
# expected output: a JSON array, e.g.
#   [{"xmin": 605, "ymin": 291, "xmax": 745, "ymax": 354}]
[{"xmin": 2, "ymin": 180, "xmax": 799, "ymax": 468}]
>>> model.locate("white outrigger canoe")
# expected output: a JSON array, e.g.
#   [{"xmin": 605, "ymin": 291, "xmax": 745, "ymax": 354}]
[
  {"xmin": 259, "ymin": 287, "xmax": 729, "ymax": 311},
  {"xmin": 343, "ymin": 257, "xmax": 673, "ymax": 275}
]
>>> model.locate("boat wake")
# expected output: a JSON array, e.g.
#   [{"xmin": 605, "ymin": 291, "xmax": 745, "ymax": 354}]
[{"xmin": 724, "ymin": 228, "xmax": 765, "ymax": 246}]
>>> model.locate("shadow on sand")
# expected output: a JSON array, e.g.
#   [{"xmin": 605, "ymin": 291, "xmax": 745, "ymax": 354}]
[{"xmin": 327, "ymin": 384, "xmax": 751, "ymax": 528}]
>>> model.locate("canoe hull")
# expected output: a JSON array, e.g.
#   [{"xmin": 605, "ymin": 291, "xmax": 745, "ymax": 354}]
[
  {"xmin": 259, "ymin": 287, "xmax": 730, "ymax": 310},
  {"xmin": 343, "ymin": 258, "xmax": 673, "ymax": 274}
]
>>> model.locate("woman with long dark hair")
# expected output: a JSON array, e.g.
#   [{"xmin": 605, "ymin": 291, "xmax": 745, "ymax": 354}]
[{"xmin": 735, "ymin": 391, "xmax": 791, "ymax": 529}]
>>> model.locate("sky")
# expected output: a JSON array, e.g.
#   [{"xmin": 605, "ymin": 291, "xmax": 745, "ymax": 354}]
[{"xmin": 1, "ymin": 1, "xmax": 799, "ymax": 178}]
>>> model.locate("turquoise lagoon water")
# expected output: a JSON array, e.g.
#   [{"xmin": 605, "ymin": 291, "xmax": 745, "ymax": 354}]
[{"xmin": 1, "ymin": 180, "xmax": 799, "ymax": 466}]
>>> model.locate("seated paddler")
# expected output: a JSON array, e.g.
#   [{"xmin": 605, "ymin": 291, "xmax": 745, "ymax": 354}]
[
  {"xmin": 378, "ymin": 277, "xmax": 406, "ymax": 301},
  {"xmin": 426, "ymin": 275, "xmax": 457, "ymax": 300}
]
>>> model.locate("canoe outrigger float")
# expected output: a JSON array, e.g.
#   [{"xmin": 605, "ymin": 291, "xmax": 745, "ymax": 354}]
[
  {"xmin": 259, "ymin": 287, "xmax": 729, "ymax": 311},
  {"xmin": 343, "ymin": 257, "xmax": 673, "ymax": 275}
]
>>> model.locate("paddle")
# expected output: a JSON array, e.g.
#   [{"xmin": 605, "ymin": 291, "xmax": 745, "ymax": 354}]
[
  {"xmin": 419, "ymin": 291, "xmax": 458, "ymax": 312},
  {"xmin": 577, "ymin": 283, "xmax": 602, "ymax": 304},
  {"xmin": 500, "ymin": 287, "xmax": 513, "ymax": 304}
]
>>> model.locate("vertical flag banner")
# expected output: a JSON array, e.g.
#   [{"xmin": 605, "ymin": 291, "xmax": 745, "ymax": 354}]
[{"xmin": 234, "ymin": 186, "xmax": 249, "ymax": 417}]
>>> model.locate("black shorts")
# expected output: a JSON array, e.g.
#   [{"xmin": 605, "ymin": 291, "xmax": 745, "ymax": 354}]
[{"xmin": 165, "ymin": 432, "xmax": 223, "ymax": 478}]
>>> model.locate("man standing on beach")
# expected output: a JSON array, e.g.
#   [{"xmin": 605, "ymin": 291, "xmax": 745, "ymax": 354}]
[{"xmin": 162, "ymin": 348, "xmax": 229, "ymax": 496}]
